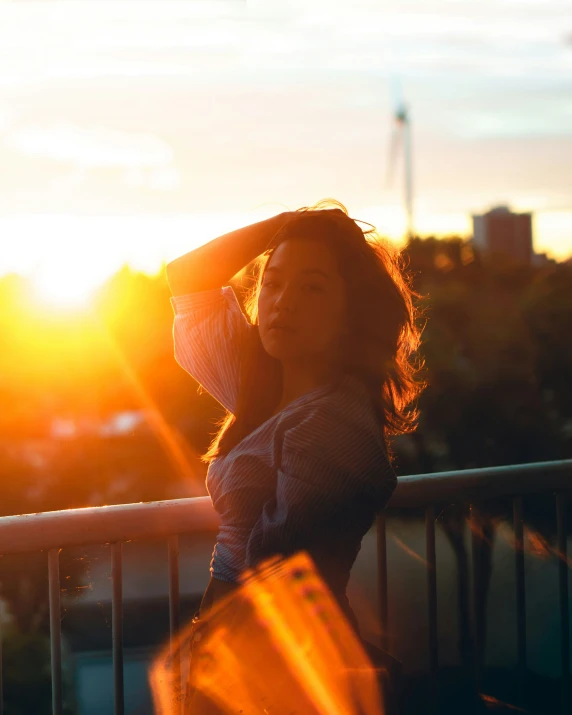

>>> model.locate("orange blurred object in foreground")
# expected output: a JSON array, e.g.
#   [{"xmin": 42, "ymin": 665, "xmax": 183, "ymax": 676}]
[{"xmin": 149, "ymin": 552, "xmax": 386, "ymax": 715}]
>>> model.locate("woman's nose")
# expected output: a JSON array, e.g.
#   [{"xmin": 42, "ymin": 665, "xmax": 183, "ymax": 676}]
[{"xmin": 274, "ymin": 285, "xmax": 297, "ymax": 312}]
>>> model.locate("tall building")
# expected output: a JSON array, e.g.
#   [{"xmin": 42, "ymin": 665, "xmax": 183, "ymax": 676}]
[{"xmin": 472, "ymin": 206, "xmax": 534, "ymax": 264}]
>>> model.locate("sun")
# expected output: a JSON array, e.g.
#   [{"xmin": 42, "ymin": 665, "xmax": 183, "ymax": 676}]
[{"xmin": 30, "ymin": 264, "xmax": 102, "ymax": 311}]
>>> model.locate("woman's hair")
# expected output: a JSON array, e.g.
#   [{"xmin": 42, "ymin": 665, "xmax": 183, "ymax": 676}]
[{"xmin": 200, "ymin": 199, "xmax": 427, "ymax": 464}]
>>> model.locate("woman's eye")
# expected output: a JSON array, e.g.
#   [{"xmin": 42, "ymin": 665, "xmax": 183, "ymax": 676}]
[{"xmin": 262, "ymin": 281, "xmax": 322, "ymax": 292}]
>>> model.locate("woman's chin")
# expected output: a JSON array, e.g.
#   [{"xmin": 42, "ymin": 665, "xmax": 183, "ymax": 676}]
[
  {"xmin": 261, "ymin": 336, "xmax": 301, "ymax": 360},
  {"xmin": 262, "ymin": 345, "xmax": 297, "ymax": 360}
]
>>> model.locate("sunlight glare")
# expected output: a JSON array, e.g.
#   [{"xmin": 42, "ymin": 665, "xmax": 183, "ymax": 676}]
[{"xmin": 30, "ymin": 262, "xmax": 107, "ymax": 311}]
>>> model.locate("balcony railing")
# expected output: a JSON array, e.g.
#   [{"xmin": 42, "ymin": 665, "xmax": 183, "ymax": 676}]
[{"xmin": 0, "ymin": 458, "xmax": 570, "ymax": 715}]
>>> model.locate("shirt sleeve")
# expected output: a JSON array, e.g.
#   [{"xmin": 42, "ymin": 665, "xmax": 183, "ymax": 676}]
[
  {"xmin": 244, "ymin": 404, "xmax": 397, "ymax": 569},
  {"xmin": 170, "ymin": 285, "xmax": 253, "ymax": 415}
]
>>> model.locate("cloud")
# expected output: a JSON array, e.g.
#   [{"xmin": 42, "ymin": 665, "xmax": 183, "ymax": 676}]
[
  {"xmin": 4, "ymin": 121, "xmax": 174, "ymax": 169},
  {"xmin": 121, "ymin": 165, "xmax": 182, "ymax": 192},
  {"xmin": 0, "ymin": 1, "xmax": 569, "ymax": 256}
]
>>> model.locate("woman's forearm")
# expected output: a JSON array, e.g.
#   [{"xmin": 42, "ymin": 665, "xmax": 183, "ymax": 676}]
[{"xmin": 166, "ymin": 212, "xmax": 291, "ymax": 296}]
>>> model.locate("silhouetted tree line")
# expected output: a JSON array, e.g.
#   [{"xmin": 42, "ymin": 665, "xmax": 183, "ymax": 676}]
[{"xmin": 397, "ymin": 237, "xmax": 571, "ymax": 473}]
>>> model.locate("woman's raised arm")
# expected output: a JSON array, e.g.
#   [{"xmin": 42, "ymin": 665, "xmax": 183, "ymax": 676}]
[{"xmin": 166, "ymin": 212, "xmax": 292, "ymax": 296}]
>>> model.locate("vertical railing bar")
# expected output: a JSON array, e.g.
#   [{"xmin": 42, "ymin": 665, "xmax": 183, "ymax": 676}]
[
  {"xmin": 512, "ymin": 496, "xmax": 526, "ymax": 706},
  {"xmin": 426, "ymin": 504, "xmax": 438, "ymax": 713},
  {"xmin": 376, "ymin": 512, "xmax": 388, "ymax": 651},
  {"xmin": 0, "ymin": 596, "xmax": 3, "ymax": 715},
  {"xmin": 168, "ymin": 535, "xmax": 182, "ymax": 712},
  {"xmin": 111, "ymin": 543, "xmax": 124, "ymax": 715},
  {"xmin": 470, "ymin": 503, "xmax": 483, "ymax": 712},
  {"xmin": 48, "ymin": 548, "xmax": 63, "ymax": 715},
  {"xmin": 556, "ymin": 493, "xmax": 570, "ymax": 715}
]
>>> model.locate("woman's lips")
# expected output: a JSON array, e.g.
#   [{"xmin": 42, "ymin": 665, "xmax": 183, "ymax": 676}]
[{"xmin": 269, "ymin": 326, "xmax": 296, "ymax": 333}]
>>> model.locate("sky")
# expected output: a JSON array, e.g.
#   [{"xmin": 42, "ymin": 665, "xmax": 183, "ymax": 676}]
[{"xmin": 0, "ymin": 0, "xmax": 571, "ymax": 301}]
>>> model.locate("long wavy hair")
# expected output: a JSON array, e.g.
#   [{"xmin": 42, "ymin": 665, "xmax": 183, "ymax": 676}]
[{"xmin": 200, "ymin": 199, "xmax": 427, "ymax": 465}]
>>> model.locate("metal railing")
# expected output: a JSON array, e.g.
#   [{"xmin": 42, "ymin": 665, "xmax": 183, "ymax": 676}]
[
  {"xmin": 378, "ymin": 458, "xmax": 571, "ymax": 714},
  {"xmin": 0, "ymin": 458, "xmax": 570, "ymax": 715}
]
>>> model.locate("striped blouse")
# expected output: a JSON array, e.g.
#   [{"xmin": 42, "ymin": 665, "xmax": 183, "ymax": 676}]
[{"xmin": 171, "ymin": 285, "xmax": 397, "ymax": 599}]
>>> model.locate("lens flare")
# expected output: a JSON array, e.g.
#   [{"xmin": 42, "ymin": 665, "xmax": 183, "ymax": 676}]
[{"xmin": 149, "ymin": 552, "xmax": 388, "ymax": 715}]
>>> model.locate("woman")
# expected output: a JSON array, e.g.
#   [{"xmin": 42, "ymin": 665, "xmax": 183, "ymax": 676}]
[{"xmin": 166, "ymin": 200, "xmax": 426, "ymax": 714}]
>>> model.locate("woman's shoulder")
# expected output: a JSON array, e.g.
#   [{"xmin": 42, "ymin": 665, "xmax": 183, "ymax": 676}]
[
  {"xmin": 277, "ymin": 376, "xmax": 397, "ymax": 502},
  {"xmin": 280, "ymin": 375, "xmax": 389, "ymax": 472}
]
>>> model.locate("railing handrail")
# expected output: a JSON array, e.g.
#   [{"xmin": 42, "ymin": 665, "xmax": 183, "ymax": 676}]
[
  {"xmin": 0, "ymin": 496, "xmax": 218, "ymax": 556},
  {"xmin": 0, "ymin": 458, "xmax": 570, "ymax": 556},
  {"xmin": 390, "ymin": 457, "xmax": 572, "ymax": 508}
]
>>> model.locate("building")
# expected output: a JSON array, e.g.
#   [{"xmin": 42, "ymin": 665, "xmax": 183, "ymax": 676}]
[{"xmin": 472, "ymin": 206, "xmax": 534, "ymax": 264}]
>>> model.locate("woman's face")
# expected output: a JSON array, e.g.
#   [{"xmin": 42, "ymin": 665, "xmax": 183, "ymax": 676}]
[{"xmin": 258, "ymin": 238, "xmax": 349, "ymax": 365}]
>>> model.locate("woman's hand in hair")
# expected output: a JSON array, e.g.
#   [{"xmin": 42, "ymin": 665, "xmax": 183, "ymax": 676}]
[{"xmin": 293, "ymin": 207, "xmax": 347, "ymax": 218}]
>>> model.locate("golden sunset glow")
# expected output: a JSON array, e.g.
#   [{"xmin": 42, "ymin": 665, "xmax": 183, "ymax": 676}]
[
  {"xmin": 0, "ymin": 4, "xmax": 570, "ymax": 715},
  {"xmin": 30, "ymin": 267, "xmax": 101, "ymax": 309}
]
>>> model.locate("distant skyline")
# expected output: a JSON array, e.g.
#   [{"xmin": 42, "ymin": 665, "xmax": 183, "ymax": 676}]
[{"xmin": 0, "ymin": 0, "xmax": 570, "ymax": 295}]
